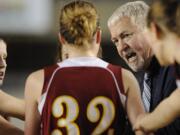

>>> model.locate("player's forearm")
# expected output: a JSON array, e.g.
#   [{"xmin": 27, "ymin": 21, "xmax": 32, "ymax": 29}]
[
  {"xmin": 1, "ymin": 98, "xmax": 25, "ymax": 120},
  {"xmin": 127, "ymin": 94, "xmax": 145, "ymax": 126},
  {"xmin": 0, "ymin": 115, "xmax": 24, "ymax": 135},
  {"xmin": 10, "ymin": 99, "xmax": 25, "ymax": 120},
  {"xmin": 0, "ymin": 127, "xmax": 24, "ymax": 135},
  {"xmin": 0, "ymin": 91, "xmax": 25, "ymax": 120},
  {"xmin": 140, "ymin": 98, "xmax": 178, "ymax": 132}
]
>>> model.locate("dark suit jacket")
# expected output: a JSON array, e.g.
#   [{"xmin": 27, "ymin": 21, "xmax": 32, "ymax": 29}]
[
  {"xmin": 135, "ymin": 57, "xmax": 180, "ymax": 135},
  {"xmin": 175, "ymin": 63, "xmax": 180, "ymax": 80}
]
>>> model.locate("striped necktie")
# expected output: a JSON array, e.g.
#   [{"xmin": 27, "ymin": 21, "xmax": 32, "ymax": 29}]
[{"xmin": 142, "ymin": 73, "xmax": 151, "ymax": 112}]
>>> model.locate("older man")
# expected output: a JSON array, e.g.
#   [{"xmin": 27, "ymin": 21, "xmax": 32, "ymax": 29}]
[
  {"xmin": 108, "ymin": 1, "xmax": 180, "ymax": 135},
  {"xmin": 0, "ymin": 39, "xmax": 24, "ymax": 135}
]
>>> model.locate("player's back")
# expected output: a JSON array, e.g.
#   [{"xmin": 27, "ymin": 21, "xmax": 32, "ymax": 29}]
[{"xmin": 39, "ymin": 57, "xmax": 127, "ymax": 135}]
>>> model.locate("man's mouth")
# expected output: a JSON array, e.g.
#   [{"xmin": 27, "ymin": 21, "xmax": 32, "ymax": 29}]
[
  {"xmin": 0, "ymin": 72, "xmax": 4, "ymax": 78},
  {"xmin": 125, "ymin": 52, "xmax": 137, "ymax": 62}
]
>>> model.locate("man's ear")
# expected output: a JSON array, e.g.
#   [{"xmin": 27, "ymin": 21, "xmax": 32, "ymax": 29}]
[
  {"xmin": 96, "ymin": 28, "xmax": 101, "ymax": 44},
  {"xmin": 58, "ymin": 33, "xmax": 66, "ymax": 45}
]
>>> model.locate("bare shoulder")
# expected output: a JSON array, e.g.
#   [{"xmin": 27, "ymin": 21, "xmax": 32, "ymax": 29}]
[
  {"xmin": 121, "ymin": 68, "xmax": 135, "ymax": 80},
  {"xmin": 25, "ymin": 69, "xmax": 44, "ymax": 101},
  {"xmin": 121, "ymin": 68, "xmax": 139, "ymax": 94},
  {"xmin": 27, "ymin": 69, "xmax": 44, "ymax": 82}
]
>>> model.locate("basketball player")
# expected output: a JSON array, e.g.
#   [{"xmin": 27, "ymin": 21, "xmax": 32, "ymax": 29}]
[
  {"xmin": 134, "ymin": 0, "xmax": 180, "ymax": 133},
  {"xmin": 25, "ymin": 1, "xmax": 145, "ymax": 135},
  {"xmin": 0, "ymin": 39, "xmax": 24, "ymax": 134}
]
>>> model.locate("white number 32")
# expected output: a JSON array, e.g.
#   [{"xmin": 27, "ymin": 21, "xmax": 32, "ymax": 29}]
[{"xmin": 51, "ymin": 96, "xmax": 115, "ymax": 135}]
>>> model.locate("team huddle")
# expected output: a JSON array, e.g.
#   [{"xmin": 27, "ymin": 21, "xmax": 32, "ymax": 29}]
[{"xmin": 0, "ymin": 0, "xmax": 180, "ymax": 135}]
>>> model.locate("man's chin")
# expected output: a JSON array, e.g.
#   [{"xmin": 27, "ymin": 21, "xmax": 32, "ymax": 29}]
[
  {"xmin": 0, "ymin": 81, "xmax": 3, "ymax": 86},
  {"xmin": 130, "ymin": 66, "xmax": 139, "ymax": 72},
  {"xmin": 128, "ymin": 63, "xmax": 143, "ymax": 72},
  {"xmin": 126, "ymin": 58, "xmax": 145, "ymax": 72}
]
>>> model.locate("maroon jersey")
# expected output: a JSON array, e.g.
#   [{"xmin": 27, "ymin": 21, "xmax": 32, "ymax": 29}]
[{"xmin": 39, "ymin": 57, "xmax": 127, "ymax": 135}]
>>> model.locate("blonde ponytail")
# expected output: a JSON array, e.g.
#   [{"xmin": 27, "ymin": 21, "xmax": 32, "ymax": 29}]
[{"xmin": 60, "ymin": 1, "xmax": 99, "ymax": 46}]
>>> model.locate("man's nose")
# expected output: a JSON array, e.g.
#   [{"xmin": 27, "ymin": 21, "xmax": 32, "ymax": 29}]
[
  {"xmin": 118, "ymin": 39, "xmax": 129, "ymax": 52},
  {"xmin": 116, "ymin": 39, "xmax": 124, "ymax": 49},
  {"xmin": 0, "ymin": 57, "xmax": 6, "ymax": 68},
  {"xmin": 116, "ymin": 39, "xmax": 129, "ymax": 56}
]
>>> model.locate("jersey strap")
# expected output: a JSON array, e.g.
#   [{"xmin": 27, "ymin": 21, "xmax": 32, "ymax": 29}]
[
  {"xmin": 107, "ymin": 64, "xmax": 125, "ymax": 95},
  {"xmin": 42, "ymin": 64, "xmax": 59, "ymax": 94}
]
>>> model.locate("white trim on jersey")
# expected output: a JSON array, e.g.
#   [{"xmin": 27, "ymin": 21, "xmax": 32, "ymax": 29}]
[
  {"xmin": 176, "ymin": 80, "xmax": 180, "ymax": 88},
  {"xmin": 38, "ymin": 57, "xmax": 126, "ymax": 115},
  {"xmin": 38, "ymin": 92, "xmax": 48, "ymax": 115},
  {"xmin": 105, "ymin": 68, "xmax": 126, "ymax": 107},
  {"xmin": 58, "ymin": 57, "xmax": 108, "ymax": 68},
  {"xmin": 38, "ymin": 66, "xmax": 61, "ymax": 115}
]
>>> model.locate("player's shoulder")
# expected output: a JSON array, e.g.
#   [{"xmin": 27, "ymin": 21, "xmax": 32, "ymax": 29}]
[
  {"xmin": 121, "ymin": 68, "xmax": 134, "ymax": 78},
  {"xmin": 27, "ymin": 64, "xmax": 58, "ymax": 83},
  {"xmin": 27, "ymin": 69, "xmax": 44, "ymax": 82},
  {"xmin": 121, "ymin": 68, "xmax": 136, "ymax": 87},
  {"xmin": 24, "ymin": 69, "xmax": 44, "ymax": 100}
]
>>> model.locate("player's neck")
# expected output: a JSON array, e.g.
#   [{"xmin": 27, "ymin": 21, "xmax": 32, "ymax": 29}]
[
  {"xmin": 66, "ymin": 44, "xmax": 97, "ymax": 58},
  {"xmin": 68, "ymin": 51, "xmax": 97, "ymax": 58}
]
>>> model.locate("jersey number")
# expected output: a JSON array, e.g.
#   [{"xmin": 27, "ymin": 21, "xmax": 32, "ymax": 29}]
[{"xmin": 51, "ymin": 96, "xmax": 115, "ymax": 135}]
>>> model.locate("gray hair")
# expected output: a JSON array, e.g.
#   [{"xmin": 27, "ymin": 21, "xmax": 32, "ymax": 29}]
[
  {"xmin": 108, "ymin": 1, "xmax": 149, "ymax": 29},
  {"xmin": 0, "ymin": 39, "xmax": 6, "ymax": 44}
]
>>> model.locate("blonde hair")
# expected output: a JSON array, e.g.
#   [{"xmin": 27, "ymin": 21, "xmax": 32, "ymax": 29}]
[
  {"xmin": 59, "ymin": 1, "xmax": 99, "ymax": 46},
  {"xmin": 108, "ymin": 1, "xmax": 149, "ymax": 29}
]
